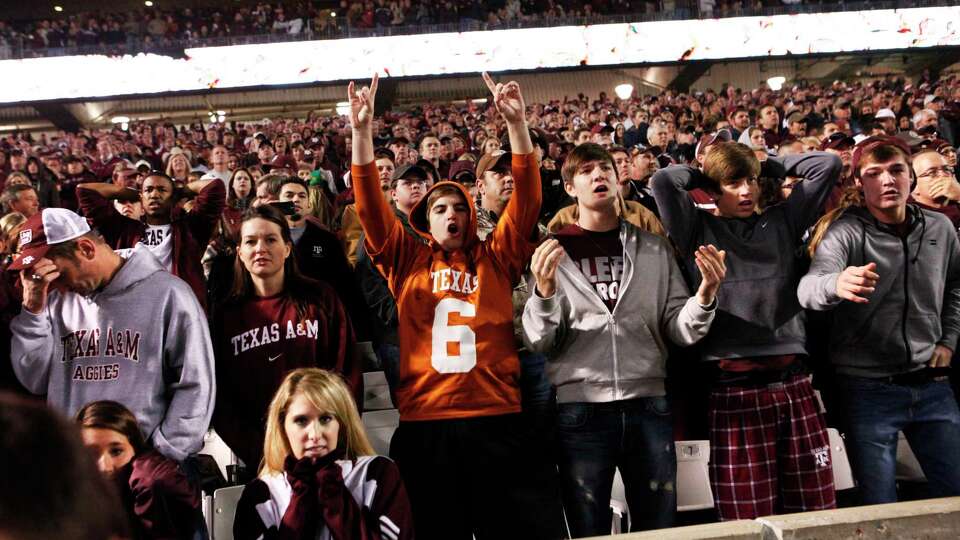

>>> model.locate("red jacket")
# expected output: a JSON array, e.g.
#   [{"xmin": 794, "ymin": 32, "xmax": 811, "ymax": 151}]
[{"xmin": 78, "ymin": 181, "xmax": 226, "ymax": 311}]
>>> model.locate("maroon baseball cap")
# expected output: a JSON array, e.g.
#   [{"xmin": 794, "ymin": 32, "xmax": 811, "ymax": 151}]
[
  {"xmin": 8, "ymin": 208, "xmax": 91, "ymax": 270},
  {"xmin": 850, "ymin": 135, "xmax": 912, "ymax": 176},
  {"xmin": 448, "ymin": 160, "xmax": 477, "ymax": 183},
  {"xmin": 695, "ymin": 129, "xmax": 732, "ymax": 161},
  {"xmin": 820, "ymin": 132, "xmax": 856, "ymax": 151}
]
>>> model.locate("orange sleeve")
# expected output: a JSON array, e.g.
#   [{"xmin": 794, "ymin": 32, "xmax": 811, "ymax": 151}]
[
  {"xmin": 351, "ymin": 161, "xmax": 422, "ymax": 294},
  {"xmin": 487, "ymin": 152, "xmax": 542, "ymax": 281}
]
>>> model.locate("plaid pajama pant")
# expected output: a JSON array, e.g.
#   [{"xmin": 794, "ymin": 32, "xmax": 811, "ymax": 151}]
[{"xmin": 709, "ymin": 374, "xmax": 836, "ymax": 521}]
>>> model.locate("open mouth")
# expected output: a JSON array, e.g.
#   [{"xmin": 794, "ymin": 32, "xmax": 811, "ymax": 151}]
[
  {"xmin": 738, "ymin": 200, "xmax": 754, "ymax": 208},
  {"xmin": 447, "ymin": 223, "xmax": 460, "ymax": 235},
  {"xmin": 593, "ymin": 185, "xmax": 609, "ymax": 194}
]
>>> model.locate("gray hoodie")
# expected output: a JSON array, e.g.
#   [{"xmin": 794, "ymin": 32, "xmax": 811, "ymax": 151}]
[
  {"xmin": 651, "ymin": 152, "xmax": 841, "ymax": 361},
  {"xmin": 522, "ymin": 222, "xmax": 715, "ymax": 403},
  {"xmin": 10, "ymin": 244, "xmax": 215, "ymax": 461},
  {"xmin": 798, "ymin": 205, "xmax": 960, "ymax": 377}
]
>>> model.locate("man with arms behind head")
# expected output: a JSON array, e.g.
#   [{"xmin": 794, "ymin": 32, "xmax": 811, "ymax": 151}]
[{"xmin": 77, "ymin": 172, "xmax": 225, "ymax": 310}]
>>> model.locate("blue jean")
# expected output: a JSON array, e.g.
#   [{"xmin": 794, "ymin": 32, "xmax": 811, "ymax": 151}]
[
  {"xmin": 555, "ymin": 397, "xmax": 676, "ymax": 537},
  {"xmin": 837, "ymin": 375, "xmax": 960, "ymax": 505}
]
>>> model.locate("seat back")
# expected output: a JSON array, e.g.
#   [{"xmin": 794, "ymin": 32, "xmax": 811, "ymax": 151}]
[
  {"xmin": 676, "ymin": 440, "xmax": 714, "ymax": 511},
  {"xmin": 828, "ymin": 428, "xmax": 855, "ymax": 491},
  {"xmin": 212, "ymin": 485, "xmax": 245, "ymax": 540},
  {"xmin": 362, "ymin": 409, "xmax": 400, "ymax": 456},
  {"xmin": 199, "ymin": 429, "xmax": 237, "ymax": 482},
  {"xmin": 896, "ymin": 431, "xmax": 926, "ymax": 481},
  {"xmin": 363, "ymin": 370, "xmax": 393, "ymax": 411}
]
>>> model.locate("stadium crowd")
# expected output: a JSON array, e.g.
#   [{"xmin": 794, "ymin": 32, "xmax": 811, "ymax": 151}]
[
  {"xmin": 0, "ymin": 0, "xmax": 857, "ymax": 57},
  {"xmin": 2, "ymin": 69, "xmax": 960, "ymax": 540}
]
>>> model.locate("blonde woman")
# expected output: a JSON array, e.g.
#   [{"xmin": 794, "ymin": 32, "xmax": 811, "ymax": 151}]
[
  {"xmin": 233, "ymin": 368, "xmax": 413, "ymax": 540},
  {"xmin": 166, "ymin": 150, "xmax": 192, "ymax": 184}
]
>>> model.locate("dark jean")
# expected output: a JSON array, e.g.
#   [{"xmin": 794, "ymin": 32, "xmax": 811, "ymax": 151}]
[
  {"xmin": 556, "ymin": 397, "xmax": 676, "ymax": 537},
  {"xmin": 837, "ymin": 375, "xmax": 960, "ymax": 505}
]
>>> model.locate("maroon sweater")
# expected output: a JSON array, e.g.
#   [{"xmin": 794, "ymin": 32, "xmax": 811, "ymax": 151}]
[
  {"xmin": 117, "ymin": 450, "xmax": 201, "ymax": 540},
  {"xmin": 234, "ymin": 452, "xmax": 414, "ymax": 540},
  {"xmin": 78, "ymin": 181, "xmax": 226, "ymax": 311},
  {"xmin": 212, "ymin": 286, "xmax": 361, "ymax": 468}
]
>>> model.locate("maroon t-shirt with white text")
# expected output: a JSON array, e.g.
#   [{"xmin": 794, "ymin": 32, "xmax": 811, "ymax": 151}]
[
  {"xmin": 212, "ymin": 288, "xmax": 359, "ymax": 466},
  {"xmin": 555, "ymin": 224, "xmax": 624, "ymax": 311}
]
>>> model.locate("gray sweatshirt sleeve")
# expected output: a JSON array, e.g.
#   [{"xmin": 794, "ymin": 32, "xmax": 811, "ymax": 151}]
[
  {"xmin": 521, "ymin": 284, "xmax": 566, "ymax": 355},
  {"xmin": 939, "ymin": 226, "xmax": 960, "ymax": 351},
  {"xmin": 774, "ymin": 152, "xmax": 843, "ymax": 237},
  {"xmin": 798, "ymin": 220, "xmax": 852, "ymax": 311},
  {"xmin": 9, "ymin": 307, "xmax": 56, "ymax": 395},
  {"xmin": 152, "ymin": 292, "xmax": 216, "ymax": 462},
  {"xmin": 660, "ymin": 245, "xmax": 716, "ymax": 346},
  {"xmin": 650, "ymin": 166, "xmax": 705, "ymax": 255}
]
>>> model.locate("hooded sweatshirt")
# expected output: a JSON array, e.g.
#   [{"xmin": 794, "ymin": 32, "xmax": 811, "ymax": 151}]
[
  {"xmin": 651, "ymin": 152, "xmax": 841, "ymax": 361},
  {"xmin": 799, "ymin": 205, "xmax": 960, "ymax": 377},
  {"xmin": 10, "ymin": 245, "xmax": 215, "ymax": 461},
  {"xmin": 352, "ymin": 153, "xmax": 541, "ymax": 421},
  {"xmin": 523, "ymin": 221, "xmax": 715, "ymax": 403}
]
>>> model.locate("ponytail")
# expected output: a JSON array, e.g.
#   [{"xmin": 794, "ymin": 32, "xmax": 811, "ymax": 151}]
[{"xmin": 807, "ymin": 186, "xmax": 863, "ymax": 258}]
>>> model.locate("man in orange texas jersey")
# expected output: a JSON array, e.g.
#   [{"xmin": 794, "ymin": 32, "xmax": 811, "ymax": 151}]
[{"xmin": 349, "ymin": 73, "xmax": 566, "ymax": 540}]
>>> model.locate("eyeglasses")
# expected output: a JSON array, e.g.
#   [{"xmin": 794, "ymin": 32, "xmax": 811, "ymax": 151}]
[{"xmin": 918, "ymin": 166, "xmax": 956, "ymax": 179}]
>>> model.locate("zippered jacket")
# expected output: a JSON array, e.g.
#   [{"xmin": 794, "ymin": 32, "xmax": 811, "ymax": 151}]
[
  {"xmin": 798, "ymin": 205, "xmax": 960, "ymax": 377},
  {"xmin": 522, "ymin": 221, "xmax": 715, "ymax": 403}
]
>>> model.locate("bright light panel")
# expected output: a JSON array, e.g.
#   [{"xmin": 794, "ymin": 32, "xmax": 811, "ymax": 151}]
[{"xmin": 0, "ymin": 6, "xmax": 956, "ymax": 104}]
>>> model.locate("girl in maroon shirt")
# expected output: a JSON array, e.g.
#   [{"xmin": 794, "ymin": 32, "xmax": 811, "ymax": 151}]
[
  {"xmin": 212, "ymin": 204, "xmax": 361, "ymax": 469},
  {"xmin": 76, "ymin": 400, "xmax": 201, "ymax": 540}
]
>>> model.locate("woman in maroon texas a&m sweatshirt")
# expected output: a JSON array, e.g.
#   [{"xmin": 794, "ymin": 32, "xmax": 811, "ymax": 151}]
[{"xmin": 212, "ymin": 204, "xmax": 361, "ymax": 469}]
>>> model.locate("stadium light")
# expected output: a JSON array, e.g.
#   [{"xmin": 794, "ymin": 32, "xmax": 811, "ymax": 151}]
[
  {"xmin": 614, "ymin": 83, "xmax": 634, "ymax": 100},
  {"xmin": 144, "ymin": 1, "xmax": 154, "ymax": 7},
  {"xmin": 54, "ymin": 6, "xmax": 63, "ymax": 12},
  {"xmin": 335, "ymin": 101, "xmax": 351, "ymax": 116},
  {"xmin": 111, "ymin": 116, "xmax": 130, "ymax": 130},
  {"xmin": 767, "ymin": 76, "xmax": 786, "ymax": 91},
  {"xmin": 331, "ymin": 12, "xmax": 337, "ymax": 18}
]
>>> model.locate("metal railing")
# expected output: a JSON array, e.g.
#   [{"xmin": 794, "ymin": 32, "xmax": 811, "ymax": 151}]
[{"xmin": 0, "ymin": 0, "xmax": 952, "ymax": 61}]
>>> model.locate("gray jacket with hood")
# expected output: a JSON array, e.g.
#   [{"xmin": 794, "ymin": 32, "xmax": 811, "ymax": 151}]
[
  {"xmin": 522, "ymin": 221, "xmax": 716, "ymax": 403},
  {"xmin": 10, "ymin": 244, "xmax": 215, "ymax": 461},
  {"xmin": 798, "ymin": 205, "xmax": 960, "ymax": 377}
]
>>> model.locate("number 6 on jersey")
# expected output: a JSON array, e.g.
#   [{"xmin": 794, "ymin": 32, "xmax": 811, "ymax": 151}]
[{"xmin": 431, "ymin": 298, "xmax": 477, "ymax": 373}]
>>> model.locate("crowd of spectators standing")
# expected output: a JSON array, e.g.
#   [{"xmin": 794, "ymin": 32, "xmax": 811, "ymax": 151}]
[
  {"xmin": 0, "ymin": 0, "xmax": 856, "ymax": 57},
  {"xmin": 2, "ymin": 68, "xmax": 960, "ymax": 539}
]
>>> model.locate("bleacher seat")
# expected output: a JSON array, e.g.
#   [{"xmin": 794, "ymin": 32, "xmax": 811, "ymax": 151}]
[
  {"xmin": 610, "ymin": 468, "xmax": 629, "ymax": 533},
  {"xmin": 363, "ymin": 370, "xmax": 393, "ymax": 411},
  {"xmin": 362, "ymin": 409, "xmax": 400, "ymax": 456},
  {"xmin": 212, "ymin": 485, "xmax": 245, "ymax": 540},
  {"xmin": 827, "ymin": 428, "xmax": 855, "ymax": 491},
  {"xmin": 200, "ymin": 429, "xmax": 237, "ymax": 482},
  {"xmin": 896, "ymin": 431, "xmax": 926, "ymax": 482},
  {"xmin": 676, "ymin": 440, "xmax": 713, "ymax": 511}
]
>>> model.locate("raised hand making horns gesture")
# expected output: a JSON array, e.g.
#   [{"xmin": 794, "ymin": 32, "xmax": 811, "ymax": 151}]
[
  {"xmin": 481, "ymin": 71, "xmax": 533, "ymax": 155},
  {"xmin": 482, "ymin": 71, "xmax": 525, "ymax": 125},
  {"xmin": 347, "ymin": 72, "xmax": 379, "ymax": 133}
]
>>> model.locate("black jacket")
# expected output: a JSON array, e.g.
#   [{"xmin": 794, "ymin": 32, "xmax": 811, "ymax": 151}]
[{"xmin": 294, "ymin": 218, "xmax": 373, "ymax": 342}]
